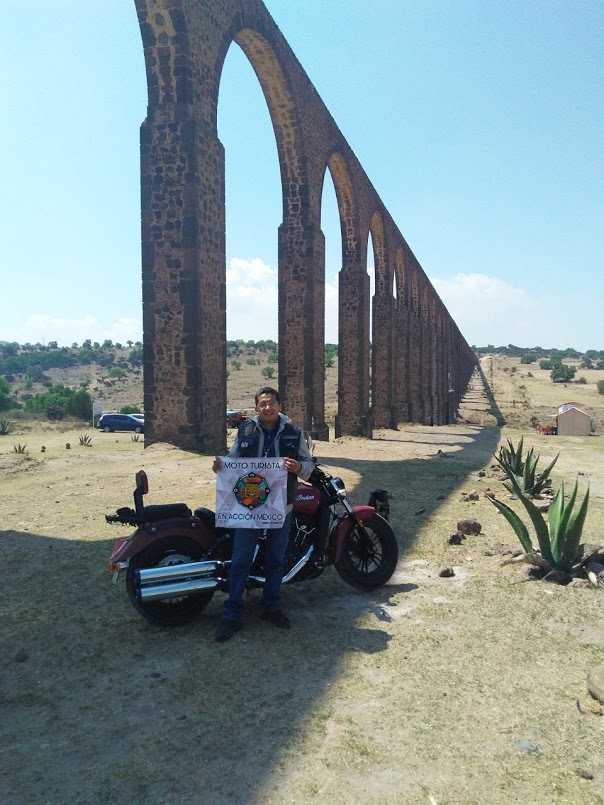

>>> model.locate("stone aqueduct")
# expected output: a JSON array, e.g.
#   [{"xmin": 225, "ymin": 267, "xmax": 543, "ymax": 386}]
[{"xmin": 134, "ymin": 0, "xmax": 476, "ymax": 452}]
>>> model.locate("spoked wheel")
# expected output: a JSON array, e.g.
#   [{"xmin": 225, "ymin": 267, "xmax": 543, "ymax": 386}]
[
  {"xmin": 335, "ymin": 513, "xmax": 399, "ymax": 590},
  {"xmin": 126, "ymin": 536, "xmax": 214, "ymax": 625}
]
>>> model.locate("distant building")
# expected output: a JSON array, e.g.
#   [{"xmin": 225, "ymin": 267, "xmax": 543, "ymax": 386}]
[{"xmin": 556, "ymin": 402, "xmax": 591, "ymax": 436}]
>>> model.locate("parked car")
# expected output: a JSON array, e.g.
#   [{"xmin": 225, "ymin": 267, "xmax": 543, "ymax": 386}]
[
  {"xmin": 226, "ymin": 410, "xmax": 249, "ymax": 428},
  {"xmin": 97, "ymin": 413, "xmax": 144, "ymax": 433}
]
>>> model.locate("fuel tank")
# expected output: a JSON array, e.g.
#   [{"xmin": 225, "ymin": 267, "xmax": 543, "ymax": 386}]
[{"xmin": 293, "ymin": 482, "xmax": 320, "ymax": 515}]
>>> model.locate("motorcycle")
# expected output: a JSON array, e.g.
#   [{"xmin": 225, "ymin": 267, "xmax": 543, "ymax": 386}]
[{"xmin": 107, "ymin": 464, "xmax": 399, "ymax": 626}]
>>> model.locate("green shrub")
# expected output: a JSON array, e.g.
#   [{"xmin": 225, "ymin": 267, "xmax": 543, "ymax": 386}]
[
  {"xmin": 23, "ymin": 384, "xmax": 92, "ymax": 421},
  {"xmin": 13, "ymin": 443, "xmax": 27, "ymax": 454},
  {"xmin": 520, "ymin": 354, "xmax": 536, "ymax": 364},
  {"xmin": 597, "ymin": 380, "xmax": 604, "ymax": 396},
  {"xmin": 78, "ymin": 434, "xmax": 93, "ymax": 446},
  {"xmin": 120, "ymin": 405, "xmax": 142, "ymax": 415}
]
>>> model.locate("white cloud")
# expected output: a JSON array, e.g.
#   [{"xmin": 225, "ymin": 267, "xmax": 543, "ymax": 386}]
[
  {"xmin": 226, "ymin": 257, "xmax": 340, "ymax": 342},
  {"xmin": 429, "ymin": 272, "xmax": 539, "ymax": 347},
  {"xmin": 226, "ymin": 257, "xmax": 279, "ymax": 340},
  {"xmin": 15, "ymin": 313, "xmax": 142, "ymax": 347}
]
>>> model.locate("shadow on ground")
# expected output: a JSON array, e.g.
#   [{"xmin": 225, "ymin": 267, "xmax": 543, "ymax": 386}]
[{"xmin": 0, "ymin": 422, "xmax": 500, "ymax": 803}]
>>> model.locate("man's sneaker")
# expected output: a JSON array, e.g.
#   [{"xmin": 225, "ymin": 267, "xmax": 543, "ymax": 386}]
[
  {"xmin": 261, "ymin": 609, "xmax": 291, "ymax": 630},
  {"xmin": 215, "ymin": 619, "xmax": 242, "ymax": 642}
]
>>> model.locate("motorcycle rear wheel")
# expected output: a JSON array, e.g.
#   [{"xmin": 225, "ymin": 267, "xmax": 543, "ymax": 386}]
[
  {"xmin": 126, "ymin": 536, "xmax": 214, "ymax": 625},
  {"xmin": 335, "ymin": 513, "xmax": 399, "ymax": 590}
]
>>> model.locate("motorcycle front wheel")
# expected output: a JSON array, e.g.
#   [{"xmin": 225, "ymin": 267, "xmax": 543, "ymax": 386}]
[
  {"xmin": 126, "ymin": 536, "xmax": 214, "ymax": 625},
  {"xmin": 335, "ymin": 513, "xmax": 399, "ymax": 590}
]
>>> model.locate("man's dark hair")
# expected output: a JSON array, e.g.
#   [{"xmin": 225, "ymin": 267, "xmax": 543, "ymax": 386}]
[{"xmin": 255, "ymin": 386, "xmax": 280, "ymax": 405}]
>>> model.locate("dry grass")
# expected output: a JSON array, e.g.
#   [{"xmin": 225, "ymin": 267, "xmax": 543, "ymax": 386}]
[{"xmin": 1, "ymin": 354, "xmax": 604, "ymax": 804}]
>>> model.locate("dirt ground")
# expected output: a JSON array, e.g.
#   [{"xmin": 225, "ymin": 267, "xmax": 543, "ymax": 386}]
[{"xmin": 1, "ymin": 355, "xmax": 604, "ymax": 804}]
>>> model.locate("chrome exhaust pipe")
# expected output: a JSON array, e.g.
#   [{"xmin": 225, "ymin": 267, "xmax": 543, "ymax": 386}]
[
  {"xmin": 138, "ymin": 560, "xmax": 221, "ymax": 584},
  {"xmin": 139, "ymin": 577, "xmax": 220, "ymax": 602}
]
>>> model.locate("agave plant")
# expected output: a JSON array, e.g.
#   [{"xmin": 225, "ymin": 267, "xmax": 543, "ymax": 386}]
[
  {"xmin": 495, "ymin": 439, "xmax": 559, "ymax": 497},
  {"xmin": 13, "ymin": 443, "xmax": 27, "ymax": 454},
  {"xmin": 0, "ymin": 417, "xmax": 14, "ymax": 435},
  {"xmin": 79, "ymin": 434, "xmax": 93, "ymax": 446},
  {"xmin": 496, "ymin": 437, "xmax": 525, "ymax": 477},
  {"xmin": 488, "ymin": 470, "xmax": 590, "ymax": 575},
  {"xmin": 517, "ymin": 447, "xmax": 559, "ymax": 497}
]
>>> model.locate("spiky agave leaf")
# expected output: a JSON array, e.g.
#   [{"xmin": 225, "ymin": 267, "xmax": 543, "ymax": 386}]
[
  {"xmin": 522, "ymin": 447, "xmax": 539, "ymax": 492},
  {"xmin": 488, "ymin": 496, "xmax": 534, "ymax": 554},
  {"xmin": 547, "ymin": 482, "xmax": 566, "ymax": 564},
  {"xmin": 511, "ymin": 436, "xmax": 525, "ymax": 475},
  {"xmin": 503, "ymin": 470, "xmax": 554, "ymax": 567},
  {"xmin": 495, "ymin": 437, "xmax": 526, "ymax": 478},
  {"xmin": 559, "ymin": 482, "xmax": 590, "ymax": 573},
  {"xmin": 550, "ymin": 481, "xmax": 579, "ymax": 563},
  {"xmin": 529, "ymin": 452, "xmax": 559, "ymax": 496}
]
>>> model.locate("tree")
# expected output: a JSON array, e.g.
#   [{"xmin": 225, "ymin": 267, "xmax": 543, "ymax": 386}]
[
  {"xmin": 548, "ymin": 349, "xmax": 564, "ymax": 366},
  {"xmin": 65, "ymin": 389, "xmax": 93, "ymax": 420},
  {"xmin": 550, "ymin": 364, "xmax": 576, "ymax": 383},
  {"xmin": 261, "ymin": 367, "xmax": 275, "ymax": 380},
  {"xmin": 597, "ymin": 380, "xmax": 604, "ymax": 396},
  {"xmin": 520, "ymin": 354, "xmax": 536, "ymax": 364},
  {"xmin": 0, "ymin": 376, "xmax": 12, "ymax": 411}
]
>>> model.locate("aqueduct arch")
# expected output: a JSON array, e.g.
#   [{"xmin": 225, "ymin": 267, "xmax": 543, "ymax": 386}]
[{"xmin": 135, "ymin": 0, "xmax": 476, "ymax": 451}]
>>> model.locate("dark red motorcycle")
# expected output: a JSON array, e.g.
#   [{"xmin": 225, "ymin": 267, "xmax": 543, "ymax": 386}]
[{"xmin": 107, "ymin": 465, "xmax": 399, "ymax": 626}]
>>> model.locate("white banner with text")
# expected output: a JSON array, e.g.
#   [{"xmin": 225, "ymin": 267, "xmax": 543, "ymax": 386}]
[{"xmin": 215, "ymin": 457, "xmax": 287, "ymax": 529}]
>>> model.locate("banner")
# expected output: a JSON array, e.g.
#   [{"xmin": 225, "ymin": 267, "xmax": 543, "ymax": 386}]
[{"xmin": 215, "ymin": 457, "xmax": 288, "ymax": 529}]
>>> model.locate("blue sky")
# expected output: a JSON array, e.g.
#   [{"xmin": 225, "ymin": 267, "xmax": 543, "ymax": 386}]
[{"xmin": 1, "ymin": 1, "xmax": 602, "ymax": 351}]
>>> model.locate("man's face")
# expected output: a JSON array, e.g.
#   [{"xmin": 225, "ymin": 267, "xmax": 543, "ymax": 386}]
[{"xmin": 255, "ymin": 393, "xmax": 281, "ymax": 428}]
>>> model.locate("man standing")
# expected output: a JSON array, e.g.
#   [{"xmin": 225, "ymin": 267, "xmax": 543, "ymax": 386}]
[{"xmin": 212, "ymin": 387, "xmax": 314, "ymax": 642}]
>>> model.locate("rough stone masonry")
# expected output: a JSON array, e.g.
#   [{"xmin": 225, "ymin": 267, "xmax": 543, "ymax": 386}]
[{"xmin": 134, "ymin": 0, "xmax": 476, "ymax": 451}]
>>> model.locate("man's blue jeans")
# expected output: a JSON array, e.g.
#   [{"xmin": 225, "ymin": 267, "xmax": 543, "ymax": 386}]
[{"xmin": 222, "ymin": 511, "xmax": 292, "ymax": 623}]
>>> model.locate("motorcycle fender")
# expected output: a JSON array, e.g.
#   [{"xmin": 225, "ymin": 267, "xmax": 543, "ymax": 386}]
[
  {"xmin": 333, "ymin": 505, "xmax": 375, "ymax": 562},
  {"xmin": 110, "ymin": 519, "xmax": 217, "ymax": 564}
]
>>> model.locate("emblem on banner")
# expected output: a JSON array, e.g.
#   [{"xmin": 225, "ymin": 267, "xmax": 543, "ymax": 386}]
[{"xmin": 233, "ymin": 473, "xmax": 271, "ymax": 510}]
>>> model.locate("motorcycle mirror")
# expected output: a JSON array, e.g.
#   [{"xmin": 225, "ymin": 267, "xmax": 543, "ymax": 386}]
[{"xmin": 135, "ymin": 469, "xmax": 149, "ymax": 496}]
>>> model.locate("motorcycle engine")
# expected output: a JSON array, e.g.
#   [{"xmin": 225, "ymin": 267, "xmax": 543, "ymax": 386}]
[{"xmin": 283, "ymin": 512, "xmax": 319, "ymax": 576}]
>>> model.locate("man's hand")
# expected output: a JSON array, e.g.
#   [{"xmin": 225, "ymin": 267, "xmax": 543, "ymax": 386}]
[
  {"xmin": 212, "ymin": 456, "xmax": 221, "ymax": 474},
  {"xmin": 284, "ymin": 457, "xmax": 301, "ymax": 474}
]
